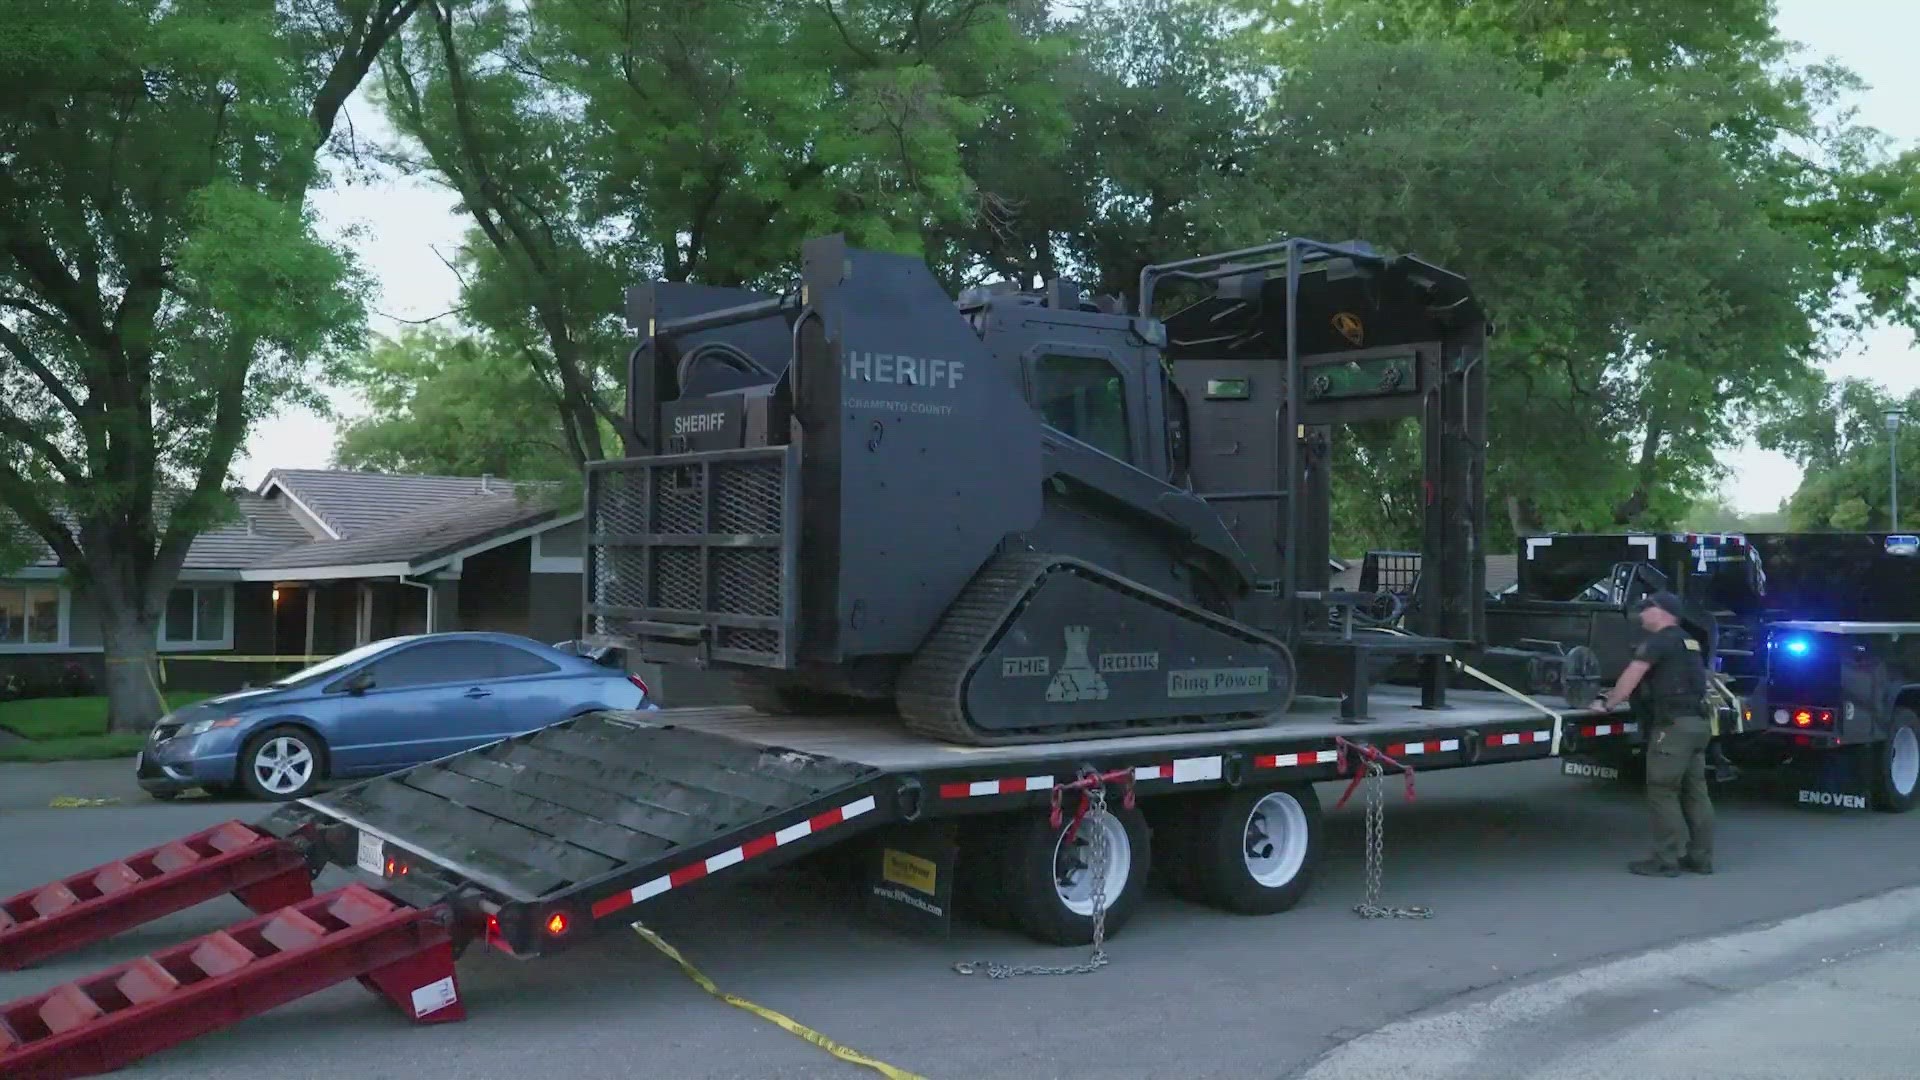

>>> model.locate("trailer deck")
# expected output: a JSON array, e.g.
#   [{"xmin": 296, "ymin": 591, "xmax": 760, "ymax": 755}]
[
  {"xmin": 234, "ymin": 685, "xmax": 1616, "ymax": 959},
  {"xmin": 650, "ymin": 686, "xmax": 1593, "ymax": 770}
]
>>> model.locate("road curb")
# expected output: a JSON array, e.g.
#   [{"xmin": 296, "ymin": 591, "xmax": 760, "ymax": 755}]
[{"xmin": 1293, "ymin": 882, "xmax": 1920, "ymax": 1079}]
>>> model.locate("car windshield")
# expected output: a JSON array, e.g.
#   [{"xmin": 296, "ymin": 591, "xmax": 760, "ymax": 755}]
[{"xmin": 267, "ymin": 638, "xmax": 416, "ymax": 687}]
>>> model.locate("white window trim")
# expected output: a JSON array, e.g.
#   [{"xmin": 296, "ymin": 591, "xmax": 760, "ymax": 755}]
[
  {"xmin": 158, "ymin": 583, "xmax": 237, "ymax": 652},
  {"xmin": 0, "ymin": 581, "xmax": 72, "ymax": 654},
  {"xmin": 530, "ymin": 527, "xmax": 584, "ymax": 575}
]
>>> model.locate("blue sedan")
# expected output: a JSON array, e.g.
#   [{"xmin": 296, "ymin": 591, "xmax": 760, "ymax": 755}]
[{"xmin": 135, "ymin": 632, "xmax": 658, "ymax": 802}]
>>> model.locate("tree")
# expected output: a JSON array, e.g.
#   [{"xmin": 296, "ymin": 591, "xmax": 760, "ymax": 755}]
[
  {"xmin": 1217, "ymin": 34, "xmax": 1827, "ymax": 547},
  {"xmin": 1232, "ymin": 0, "xmax": 1920, "ymax": 537},
  {"xmin": 1761, "ymin": 379, "xmax": 1920, "ymax": 531},
  {"xmin": 0, "ymin": 0, "xmax": 421, "ymax": 731},
  {"xmin": 373, "ymin": 0, "xmax": 1064, "ymax": 463},
  {"xmin": 332, "ymin": 325, "xmax": 586, "ymax": 481}
]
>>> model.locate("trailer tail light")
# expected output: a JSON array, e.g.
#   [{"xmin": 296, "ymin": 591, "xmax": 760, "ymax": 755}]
[
  {"xmin": 546, "ymin": 912, "xmax": 570, "ymax": 936},
  {"xmin": 1773, "ymin": 706, "xmax": 1833, "ymax": 730}
]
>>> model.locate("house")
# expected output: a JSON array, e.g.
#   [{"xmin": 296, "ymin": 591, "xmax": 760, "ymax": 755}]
[{"xmin": 0, "ymin": 470, "xmax": 586, "ymax": 690}]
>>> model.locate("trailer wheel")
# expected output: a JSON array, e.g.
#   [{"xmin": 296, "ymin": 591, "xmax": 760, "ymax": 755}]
[
  {"xmin": 1871, "ymin": 709, "xmax": 1920, "ymax": 813},
  {"xmin": 1001, "ymin": 803, "xmax": 1150, "ymax": 947},
  {"xmin": 1179, "ymin": 785, "xmax": 1322, "ymax": 915}
]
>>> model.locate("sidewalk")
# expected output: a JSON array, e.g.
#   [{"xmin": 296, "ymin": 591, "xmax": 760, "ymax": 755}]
[
  {"xmin": 1533, "ymin": 934, "xmax": 1920, "ymax": 1079},
  {"xmin": 1296, "ymin": 883, "xmax": 1920, "ymax": 1080}
]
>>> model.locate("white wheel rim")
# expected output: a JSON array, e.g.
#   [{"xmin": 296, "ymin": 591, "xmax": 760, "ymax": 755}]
[
  {"xmin": 1892, "ymin": 727, "xmax": 1919, "ymax": 797},
  {"xmin": 254, "ymin": 737, "xmax": 315, "ymax": 795},
  {"xmin": 1052, "ymin": 811, "xmax": 1131, "ymax": 917},
  {"xmin": 1243, "ymin": 791, "xmax": 1310, "ymax": 887}
]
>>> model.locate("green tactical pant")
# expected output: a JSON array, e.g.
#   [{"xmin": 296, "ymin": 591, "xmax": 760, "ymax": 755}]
[{"xmin": 1646, "ymin": 714, "xmax": 1715, "ymax": 866}]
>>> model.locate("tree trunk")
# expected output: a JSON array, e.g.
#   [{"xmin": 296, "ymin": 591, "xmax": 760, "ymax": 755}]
[
  {"xmin": 1506, "ymin": 495, "xmax": 1544, "ymax": 536},
  {"xmin": 100, "ymin": 609, "xmax": 166, "ymax": 734}
]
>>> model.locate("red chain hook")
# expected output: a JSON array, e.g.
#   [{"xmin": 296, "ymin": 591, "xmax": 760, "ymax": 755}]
[
  {"xmin": 1332, "ymin": 736, "xmax": 1418, "ymax": 810},
  {"xmin": 1049, "ymin": 767, "xmax": 1138, "ymax": 844}
]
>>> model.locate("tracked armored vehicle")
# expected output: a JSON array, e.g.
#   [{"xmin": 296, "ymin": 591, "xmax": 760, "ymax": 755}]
[{"xmin": 584, "ymin": 234, "xmax": 1489, "ymax": 743}]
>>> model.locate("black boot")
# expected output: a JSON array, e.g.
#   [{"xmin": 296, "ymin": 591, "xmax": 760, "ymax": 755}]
[{"xmin": 1629, "ymin": 858, "xmax": 1681, "ymax": 877}]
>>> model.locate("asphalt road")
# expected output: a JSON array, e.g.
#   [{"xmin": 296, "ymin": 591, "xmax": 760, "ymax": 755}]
[{"xmin": 4, "ymin": 756, "xmax": 1919, "ymax": 1079}]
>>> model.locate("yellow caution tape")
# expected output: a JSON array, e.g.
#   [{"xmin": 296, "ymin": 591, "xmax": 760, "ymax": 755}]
[
  {"xmin": 1451, "ymin": 659, "xmax": 1567, "ymax": 756},
  {"xmin": 48, "ymin": 797, "xmax": 121, "ymax": 808},
  {"xmin": 1352, "ymin": 626, "xmax": 1569, "ymax": 755},
  {"xmin": 630, "ymin": 923, "xmax": 929, "ymax": 1080}
]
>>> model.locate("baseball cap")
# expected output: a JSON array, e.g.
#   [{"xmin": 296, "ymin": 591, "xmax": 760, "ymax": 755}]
[{"xmin": 1632, "ymin": 591, "xmax": 1684, "ymax": 616}]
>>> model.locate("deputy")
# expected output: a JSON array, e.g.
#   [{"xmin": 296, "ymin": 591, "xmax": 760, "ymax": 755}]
[{"xmin": 1588, "ymin": 591, "xmax": 1714, "ymax": 877}]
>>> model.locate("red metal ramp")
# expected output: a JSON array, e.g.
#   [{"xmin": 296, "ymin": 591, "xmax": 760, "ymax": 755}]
[
  {"xmin": 0, "ymin": 820, "xmax": 315, "ymax": 971},
  {"xmin": 0, "ymin": 884, "xmax": 462, "ymax": 1080}
]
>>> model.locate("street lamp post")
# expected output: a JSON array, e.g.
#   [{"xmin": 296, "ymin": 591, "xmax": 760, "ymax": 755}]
[{"xmin": 1888, "ymin": 409, "xmax": 1906, "ymax": 531}]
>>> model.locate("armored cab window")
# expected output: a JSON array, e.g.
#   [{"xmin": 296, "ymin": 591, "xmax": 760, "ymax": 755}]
[{"xmin": 1034, "ymin": 353, "xmax": 1131, "ymax": 462}]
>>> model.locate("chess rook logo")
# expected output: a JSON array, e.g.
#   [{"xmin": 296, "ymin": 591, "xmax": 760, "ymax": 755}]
[{"xmin": 1046, "ymin": 625, "xmax": 1109, "ymax": 703}]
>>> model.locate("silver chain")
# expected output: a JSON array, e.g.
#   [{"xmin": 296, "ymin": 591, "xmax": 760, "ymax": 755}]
[
  {"xmin": 955, "ymin": 784, "xmax": 1112, "ymax": 978},
  {"xmin": 1354, "ymin": 758, "xmax": 1433, "ymax": 920}
]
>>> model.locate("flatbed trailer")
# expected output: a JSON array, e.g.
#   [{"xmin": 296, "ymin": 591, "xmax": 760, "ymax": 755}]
[{"xmin": 1, "ymin": 685, "xmax": 1613, "ymax": 1078}]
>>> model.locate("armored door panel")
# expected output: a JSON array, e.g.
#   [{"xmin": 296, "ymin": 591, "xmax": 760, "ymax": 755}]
[{"xmin": 1168, "ymin": 360, "xmax": 1280, "ymax": 579}]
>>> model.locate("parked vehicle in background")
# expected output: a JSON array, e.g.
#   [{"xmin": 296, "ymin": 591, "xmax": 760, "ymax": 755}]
[{"xmin": 135, "ymin": 632, "xmax": 656, "ymax": 801}]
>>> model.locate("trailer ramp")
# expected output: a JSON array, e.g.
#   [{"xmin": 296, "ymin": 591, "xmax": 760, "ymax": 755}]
[
  {"xmin": 0, "ymin": 884, "xmax": 460, "ymax": 1080},
  {"xmin": 0, "ymin": 819, "xmax": 316, "ymax": 971},
  {"xmin": 280, "ymin": 710, "xmax": 890, "ymax": 954}
]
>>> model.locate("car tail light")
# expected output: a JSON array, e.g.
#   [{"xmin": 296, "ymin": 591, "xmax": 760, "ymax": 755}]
[{"xmin": 628, "ymin": 674, "xmax": 649, "ymax": 696}]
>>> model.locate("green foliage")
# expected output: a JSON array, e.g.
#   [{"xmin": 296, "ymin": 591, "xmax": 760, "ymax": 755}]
[
  {"xmin": 333, "ymin": 325, "xmax": 585, "ymax": 481},
  {"xmin": 1676, "ymin": 492, "xmax": 1788, "ymax": 534},
  {"xmin": 0, "ymin": 0, "xmax": 419, "ymax": 729},
  {"xmin": 373, "ymin": 0, "xmax": 1067, "ymax": 463},
  {"xmin": 1216, "ymin": 33, "xmax": 1824, "ymax": 550},
  {"xmin": 1760, "ymin": 379, "xmax": 1920, "ymax": 531}
]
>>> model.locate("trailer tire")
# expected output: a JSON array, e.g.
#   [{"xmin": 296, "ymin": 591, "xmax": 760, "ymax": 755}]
[
  {"xmin": 1179, "ymin": 785, "xmax": 1322, "ymax": 915},
  {"xmin": 1001, "ymin": 803, "xmax": 1150, "ymax": 947},
  {"xmin": 1871, "ymin": 709, "xmax": 1920, "ymax": 813}
]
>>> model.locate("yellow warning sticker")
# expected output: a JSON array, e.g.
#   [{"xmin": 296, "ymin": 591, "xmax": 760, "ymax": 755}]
[{"xmin": 881, "ymin": 848, "xmax": 937, "ymax": 895}]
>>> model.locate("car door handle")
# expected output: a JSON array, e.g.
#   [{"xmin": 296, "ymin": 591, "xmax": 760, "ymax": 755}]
[{"xmin": 464, "ymin": 687, "xmax": 493, "ymax": 699}]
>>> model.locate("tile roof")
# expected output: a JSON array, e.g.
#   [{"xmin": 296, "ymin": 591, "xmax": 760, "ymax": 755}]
[
  {"xmin": 6, "ymin": 470, "xmax": 575, "ymax": 579},
  {"xmin": 248, "ymin": 488, "xmax": 569, "ymax": 571},
  {"xmin": 261, "ymin": 469, "xmax": 540, "ymax": 538}
]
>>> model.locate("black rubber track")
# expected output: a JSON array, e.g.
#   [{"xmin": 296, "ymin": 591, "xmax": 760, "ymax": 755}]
[{"xmin": 894, "ymin": 551, "xmax": 1296, "ymax": 745}]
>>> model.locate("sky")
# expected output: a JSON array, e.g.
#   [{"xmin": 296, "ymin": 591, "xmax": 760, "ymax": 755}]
[{"xmin": 241, "ymin": 0, "xmax": 1920, "ymax": 513}]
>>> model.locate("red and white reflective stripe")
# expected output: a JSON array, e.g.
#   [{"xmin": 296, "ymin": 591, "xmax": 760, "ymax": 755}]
[
  {"xmin": 938, "ymin": 775, "xmax": 1054, "ymax": 799},
  {"xmin": 1578, "ymin": 722, "xmax": 1640, "ymax": 738},
  {"xmin": 1254, "ymin": 749, "xmax": 1338, "ymax": 769},
  {"xmin": 1487, "ymin": 730, "xmax": 1552, "ymax": 747},
  {"xmin": 1386, "ymin": 738, "xmax": 1460, "ymax": 757},
  {"xmin": 1132, "ymin": 756, "xmax": 1223, "ymax": 784},
  {"xmin": 590, "ymin": 794, "xmax": 877, "ymax": 918}
]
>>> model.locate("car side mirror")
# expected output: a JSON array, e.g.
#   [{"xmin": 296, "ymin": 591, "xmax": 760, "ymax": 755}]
[{"xmin": 343, "ymin": 670, "xmax": 375, "ymax": 695}]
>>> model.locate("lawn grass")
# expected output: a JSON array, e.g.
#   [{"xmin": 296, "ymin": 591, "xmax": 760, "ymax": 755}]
[
  {"xmin": 0, "ymin": 692, "xmax": 217, "ymax": 762},
  {"xmin": 0, "ymin": 732, "xmax": 150, "ymax": 763}
]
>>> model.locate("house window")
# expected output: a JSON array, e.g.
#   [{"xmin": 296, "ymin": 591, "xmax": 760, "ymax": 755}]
[
  {"xmin": 162, "ymin": 585, "xmax": 230, "ymax": 646},
  {"xmin": 0, "ymin": 584, "xmax": 62, "ymax": 648},
  {"xmin": 1033, "ymin": 353, "xmax": 1131, "ymax": 462}
]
